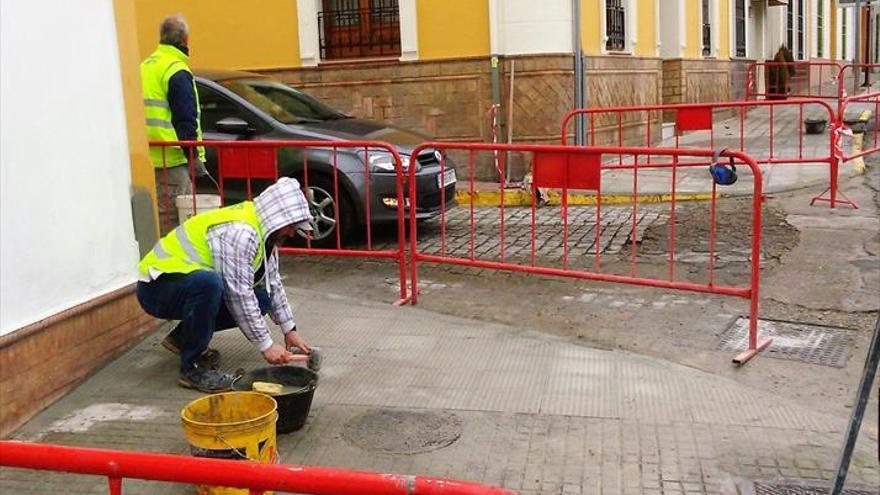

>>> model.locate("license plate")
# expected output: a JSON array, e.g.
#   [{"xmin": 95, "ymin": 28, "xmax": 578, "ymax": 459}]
[{"xmin": 437, "ymin": 168, "xmax": 456, "ymax": 188}]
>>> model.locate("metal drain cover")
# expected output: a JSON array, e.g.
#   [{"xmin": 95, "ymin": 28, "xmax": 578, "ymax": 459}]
[
  {"xmin": 754, "ymin": 482, "xmax": 877, "ymax": 495},
  {"xmin": 343, "ymin": 409, "xmax": 463, "ymax": 454},
  {"xmin": 719, "ymin": 318, "xmax": 855, "ymax": 367}
]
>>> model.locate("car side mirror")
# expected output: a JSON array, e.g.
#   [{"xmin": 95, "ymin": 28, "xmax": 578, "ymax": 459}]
[{"xmin": 215, "ymin": 117, "xmax": 256, "ymax": 135}]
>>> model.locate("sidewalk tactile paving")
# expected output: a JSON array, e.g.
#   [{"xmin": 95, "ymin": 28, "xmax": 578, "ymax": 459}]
[{"xmin": 2, "ymin": 287, "xmax": 877, "ymax": 495}]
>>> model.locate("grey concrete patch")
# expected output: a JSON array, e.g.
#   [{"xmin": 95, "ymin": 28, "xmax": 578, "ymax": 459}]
[
  {"xmin": 719, "ymin": 318, "xmax": 857, "ymax": 368},
  {"xmin": 342, "ymin": 409, "xmax": 463, "ymax": 454}
]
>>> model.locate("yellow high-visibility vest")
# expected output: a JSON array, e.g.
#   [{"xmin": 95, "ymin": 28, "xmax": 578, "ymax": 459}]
[
  {"xmin": 139, "ymin": 201, "xmax": 265, "ymax": 280},
  {"xmin": 141, "ymin": 44, "xmax": 205, "ymax": 168}
]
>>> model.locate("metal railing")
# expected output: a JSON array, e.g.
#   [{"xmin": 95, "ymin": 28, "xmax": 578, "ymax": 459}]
[
  {"xmin": 407, "ymin": 144, "xmax": 771, "ymax": 365},
  {"xmin": 560, "ymin": 99, "xmax": 855, "ymax": 208},
  {"xmin": 151, "ymin": 139, "xmax": 412, "ymax": 304},
  {"xmin": 0, "ymin": 440, "xmax": 516, "ymax": 495}
]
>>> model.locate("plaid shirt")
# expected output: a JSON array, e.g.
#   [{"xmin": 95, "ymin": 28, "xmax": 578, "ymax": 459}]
[
  {"xmin": 206, "ymin": 224, "xmax": 293, "ymax": 352},
  {"xmin": 209, "ymin": 177, "xmax": 312, "ymax": 352}
]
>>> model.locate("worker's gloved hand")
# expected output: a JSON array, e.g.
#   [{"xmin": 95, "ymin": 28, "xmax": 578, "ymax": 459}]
[
  {"xmin": 285, "ymin": 331, "xmax": 311, "ymax": 354},
  {"xmin": 262, "ymin": 342, "xmax": 295, "ymax": 365}
]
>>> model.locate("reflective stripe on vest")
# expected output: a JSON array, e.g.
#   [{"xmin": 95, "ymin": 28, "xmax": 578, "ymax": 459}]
[
  {"xmin": 140, "ymin": 44, "xmax": 205, "ymax": 168},
  {"xmin": 138, "ymin": 202, "xmax": 265, "ymax": 279}
]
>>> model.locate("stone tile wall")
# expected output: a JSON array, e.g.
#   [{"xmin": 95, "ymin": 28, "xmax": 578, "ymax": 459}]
[{"xmin": 263, "ymin": 55, "xmax": 664, "ymax": 180}]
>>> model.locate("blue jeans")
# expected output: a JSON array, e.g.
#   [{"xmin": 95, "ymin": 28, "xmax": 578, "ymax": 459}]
[{"xmin": 137, "ymin": 271, "xmax": 270, "ymax": 370}]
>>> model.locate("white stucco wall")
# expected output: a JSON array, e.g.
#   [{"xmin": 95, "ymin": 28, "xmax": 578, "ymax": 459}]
[
  {"xmin": 492, "ymin": 0, "xmax": 573, "ymax": 55},
  {"xmin": 0, "ymin": 0, "xmax": 140, "ymax": 336}
]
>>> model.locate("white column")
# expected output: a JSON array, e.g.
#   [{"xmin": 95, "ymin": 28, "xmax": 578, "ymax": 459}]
[
  {"xmin": 489, "ymin": 0, "xmax": 505, "ymax": 54},
  {"xmin": 297, "ymin": 0, "xmax": 319, "ymax": 66},
  {"xmin": 628, "ymin": 0, "xmax": 638, "ymax": 52},
  {"xmin": 679, "ymin": 0, "xmax": 687, "ymax": 54},
  {"xmin": 399, "ymin": 0, "xmax": 419, "ymax": 61}
]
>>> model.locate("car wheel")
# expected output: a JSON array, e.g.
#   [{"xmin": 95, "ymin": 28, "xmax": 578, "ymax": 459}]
[{"xmin": 297, "ymin": 176, "xmax": 354, "ymax": 248}]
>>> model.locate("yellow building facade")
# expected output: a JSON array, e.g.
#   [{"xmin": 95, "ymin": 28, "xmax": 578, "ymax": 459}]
[{"xmin": 132, "ymin": 0, "xmax": 851, "ymax": 178}]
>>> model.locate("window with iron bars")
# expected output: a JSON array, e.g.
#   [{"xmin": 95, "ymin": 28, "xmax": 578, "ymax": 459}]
[
  {"xmin": 605, "ymin": 0, "xmax": 626, "ymax": 51},
  {"xmin": 318, "ymin": 0, "xmax": 401, "ymax": 61},
  {"xmin": 817, "ymin": 0, "xmax": 823, "ymax": 58},
  {"xmin": 797, "ymin": 0, "xmax": 804, "ymax": 59},
  {"xmin": 787, "ymin": 2, "xmax": 794, "ymax": 52},
  {"xmin": 735, "ymin": 0, "xmax": 746, "ymax": 57},
  {"xmin": 702, "ymin": 0, "xmax": 712, "ymax": 57}
]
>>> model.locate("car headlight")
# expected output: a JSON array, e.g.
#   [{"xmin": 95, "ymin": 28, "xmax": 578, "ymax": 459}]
[{"xmin": 360, "ymin": 150, "xmax": 419, "ymax": 173}]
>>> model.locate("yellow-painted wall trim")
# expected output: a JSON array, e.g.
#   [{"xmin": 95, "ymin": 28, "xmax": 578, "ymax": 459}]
[{"xmin": 113, "ymin": 0, "xmax": 157, "ymax": 241}]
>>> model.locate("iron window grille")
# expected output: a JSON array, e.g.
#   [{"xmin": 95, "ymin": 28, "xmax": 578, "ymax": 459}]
[
  {"xmin": 796, "ymin": 0, "xmax": 804, "ymax": 59},
  {"xmin": 605, "ymin": 0, "xmax": 626, "ymax": 51},
  {"xmin": 318, "ymin": 0, "xmax": 401, "ymax": 61},
  {"xmin": 817, "ymin": 0, "xmax": 823, "ymax": 58},
  {"xmin": 702, "ymin": 0, "xmax": 712, "ymax": 56},
  {"xmin": 787, "ymin": 2, "xmax": 794, "ymax": 53},
  {"xmin": 735, "ymin": 0, "xmax": 746, "ymax": 57}
]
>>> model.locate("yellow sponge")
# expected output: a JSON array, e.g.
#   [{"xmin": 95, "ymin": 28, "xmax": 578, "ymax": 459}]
[{"xmin": 252, "ymin": 381, "xmax": 283, "ymax": 395}]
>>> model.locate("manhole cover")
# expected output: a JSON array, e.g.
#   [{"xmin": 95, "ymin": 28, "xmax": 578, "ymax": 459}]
[
  {"xmin": 343, "ymin": 409, "xmax": 463, "ymax": 454},
  {"xmin": 754, "ymin": 482, "xmax": 876, "ymax": 495},
  {"xmin": 718, "ymin": 318, "xmax": 856, "ymax": 368}
]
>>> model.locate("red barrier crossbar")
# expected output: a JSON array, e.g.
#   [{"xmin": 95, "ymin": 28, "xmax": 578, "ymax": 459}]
[
  {"xmin": 407, "ymin": 144, "xmax": 771, "ymax": 364},
  {"xmin": 0, "ymin": 441, "xmax": 515, "ymax": 495},
  {"xmin": 835, "ymin": 64, "xmax": 880, "ymax": 101},
  {"xmin": 150, "ymin": 139, "xmax": 411, "ymax": 304},
  {"xmin": 560, "ymin": 99, "xmax": 857, "ymax": 209},
  {"xmin": 745, "ymin": 61, "xmax": 843, "ymax": 102}
]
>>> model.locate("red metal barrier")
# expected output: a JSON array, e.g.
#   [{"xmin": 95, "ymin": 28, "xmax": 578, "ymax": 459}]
[
  {"xmin": 407, "ymin": 144, "xmax": 771, "ymax": 364},
  {"xmin": 821, "ymin": 89, "xmax": 880, "ymax": 209},
  {"xmin": 0, "ymin": 440, "xmax": 515, "ymax": 495},
  {"xmin": 560, "ymin": 99, "xmax": 857, "ymax": 209},
  {"xmin": 745, "ymin": 61, "xmax": 842, "ymax": 102},
  {"xmin": 835, "ymin": 63, "xmax": 880, "ymax": 101},
  {"xmin": 151, "ymin": 139, "xmax": 411, "ymax": 304}
]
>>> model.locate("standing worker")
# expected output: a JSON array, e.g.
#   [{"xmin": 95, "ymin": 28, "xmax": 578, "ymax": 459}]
[
  {"xmin": 141, "ymin": 14, "xmax": 206, "ymax": 231},
  {"xmin": 137, "ymin": 177, "xmax": 315, "ymax": 393}
]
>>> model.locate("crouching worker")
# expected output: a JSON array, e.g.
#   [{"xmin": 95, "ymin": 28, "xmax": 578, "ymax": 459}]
[{"xmin": 137, "ymin": 177, "xmax": 314, "ymax": 393}]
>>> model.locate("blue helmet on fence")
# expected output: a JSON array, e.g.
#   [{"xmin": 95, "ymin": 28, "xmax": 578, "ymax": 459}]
[{"xmin": 709, "ymin": 149, "xmax": 737, "ymax": 186}]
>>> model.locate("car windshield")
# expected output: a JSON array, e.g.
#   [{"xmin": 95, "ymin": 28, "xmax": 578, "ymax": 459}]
[{"xmin": 219, "ymin": 78, "xmax": 346, "ymax": 124}]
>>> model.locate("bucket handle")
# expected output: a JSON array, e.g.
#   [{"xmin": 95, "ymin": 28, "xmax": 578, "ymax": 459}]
[{"xmin": 213, "ymin": 412, "xmax": 279, "ymax": 463}]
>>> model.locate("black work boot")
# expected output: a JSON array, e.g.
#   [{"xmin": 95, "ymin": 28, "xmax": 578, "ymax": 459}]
[
  {"xmin": 162, "ymin": 324, "xmax": 221, "ymax": 369},
  {"xmin": 178, "ymin": 363, "xmax": 235, "ymax": 393}
]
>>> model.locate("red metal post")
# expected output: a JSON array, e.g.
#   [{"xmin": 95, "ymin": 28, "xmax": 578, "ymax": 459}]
[{"xmin": 0, "ymin": 441, "xmax": 516, "ymax": 495}]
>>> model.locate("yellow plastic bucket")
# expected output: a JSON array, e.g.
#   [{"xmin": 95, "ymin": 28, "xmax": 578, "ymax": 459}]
[{"xmin": 181, "ymin": 391, "xmax": 278, "ymax": 495}]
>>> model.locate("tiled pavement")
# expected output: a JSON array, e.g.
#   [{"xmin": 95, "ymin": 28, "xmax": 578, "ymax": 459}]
[{"xmin": 2, "ymin": 287, "xmax": 877, "ymax": 494}]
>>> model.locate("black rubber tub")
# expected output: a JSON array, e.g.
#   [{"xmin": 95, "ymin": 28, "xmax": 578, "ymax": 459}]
[{"xmin": 233, "ymin": 366, "xmax": 318, "ymax": 433}]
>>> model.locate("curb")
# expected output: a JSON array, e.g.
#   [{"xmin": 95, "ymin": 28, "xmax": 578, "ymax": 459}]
[{"xmin": 454, "ymin": 190, "xmax": 721, "ymax": 207}]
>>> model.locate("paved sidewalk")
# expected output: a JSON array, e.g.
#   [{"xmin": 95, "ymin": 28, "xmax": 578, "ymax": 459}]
[{"xmin": 2, "ymin": 287, "xmax": 877, "ymax": 494}]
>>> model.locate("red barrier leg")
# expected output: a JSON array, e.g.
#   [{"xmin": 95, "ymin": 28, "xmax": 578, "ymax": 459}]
[
  {"xmin": 811, "ymin": 158, "xmax": 859, "ymax": 209},
  {"xmin": 108, "ymin": 477, "xmax": 122, "ymax": 495},
  {"xmin": 733, "ymin": 166, "xmax": 772, "ymax": 365}
]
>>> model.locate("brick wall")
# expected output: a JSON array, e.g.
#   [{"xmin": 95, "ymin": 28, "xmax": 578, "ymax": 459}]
[
  {"xmin": 662, "ymin": 59, "xmax": 732, "ymax": 121},
  {"xmin": 0, "ymin": 287, "xmax": 158, "ymax": 436},
  {"xmin": 582, "ymin": 56, "xmax": 664, "ymax": 148},
  {"xmin": 263, "ymin": 55, "xmax": 664, "ymax": 180}
]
